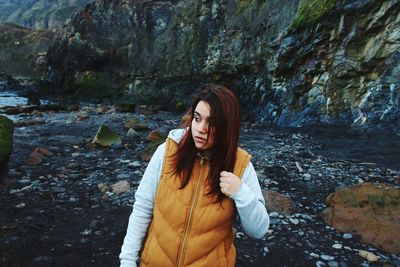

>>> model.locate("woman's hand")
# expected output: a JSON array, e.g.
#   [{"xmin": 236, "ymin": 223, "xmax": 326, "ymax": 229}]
[{"xmin": 219, "ymin": 171, "xmax": 242, "ymax": 198}]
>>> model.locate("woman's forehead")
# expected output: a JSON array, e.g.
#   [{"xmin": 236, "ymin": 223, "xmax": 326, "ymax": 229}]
[{"xmin": 194, "ymin": 101, "xmax": 211, "ymax": 117}]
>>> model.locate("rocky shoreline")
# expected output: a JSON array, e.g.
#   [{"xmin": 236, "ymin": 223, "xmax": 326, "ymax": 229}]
[{"xmin": 1, "ymin": 104, "xmax": 399, "ymax": 266}]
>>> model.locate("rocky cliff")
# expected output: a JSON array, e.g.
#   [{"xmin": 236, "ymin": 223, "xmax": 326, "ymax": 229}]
[
  {"xmin": 0, "ymin": 0, "xmax": 92, "ymax": 29},
  {"xmin": 47, "ymin": 0, "xmax": 400, "ymax": 134},
  {"xmin": 0, "ymin": 23, "xmax": 55, "ymax": 78}
]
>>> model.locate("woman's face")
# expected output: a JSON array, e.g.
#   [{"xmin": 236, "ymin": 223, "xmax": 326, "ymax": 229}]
[{"xmin": 191, "ymin": 100, "xmax": 215, "ymax": 150}]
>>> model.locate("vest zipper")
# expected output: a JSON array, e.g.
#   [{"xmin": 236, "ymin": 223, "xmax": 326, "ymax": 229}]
[{"xmin": 176, "ymin": 156, "xmax": 205, "ymax": 267}]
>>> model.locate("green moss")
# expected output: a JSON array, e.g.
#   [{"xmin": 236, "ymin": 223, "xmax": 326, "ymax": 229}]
[
  {"xmin": 341, "ymin": 192, "xmax": 358, "ymax": 208},
  {"xmin": 72, "ymin": 71, "xmax": 110, "ymax": 99},
  {"xmin": 92, "ymin": 125, "xmax": 121, "ymax": 147},
  {"xmin": 291, "ymin": 0, "xmax": 336, "ymax": 30},
  {"xmin": 236, "ymin": 0, "xmax": 269, "ymax": 14}
]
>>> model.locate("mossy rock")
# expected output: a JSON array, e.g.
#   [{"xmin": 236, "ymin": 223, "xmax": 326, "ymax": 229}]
[
  {"xmin": 291, "ymin": 0, "xmax": 336, "ymax": 30},
  {"xmin": 236, "ymin": 0, "xmax": 269, "ymax": 14},
  {"xmin": 92, "ymin": 125, "xmax": 121, "ymax": 147},
  {"xmin": 67, "ymin": 71, "xmax": 112, "ymax": 100},
  {"xmin": 322, "ymin": 182, "xmax": 400, "ymax": 254},
  {"xmin": 0, "ymin": 115, "xmax": 14, "ymax": 173}
]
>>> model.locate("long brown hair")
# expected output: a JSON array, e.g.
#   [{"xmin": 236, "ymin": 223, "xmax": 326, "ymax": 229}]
[{"xmin": 172, "ymin": 84, "xmax": 241, "ymax": 201}]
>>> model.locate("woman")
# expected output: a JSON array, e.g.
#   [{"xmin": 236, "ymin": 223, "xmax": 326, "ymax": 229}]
[{"xmin": 120, "ymin": 84, "xmax": 269, "ymax": 267}]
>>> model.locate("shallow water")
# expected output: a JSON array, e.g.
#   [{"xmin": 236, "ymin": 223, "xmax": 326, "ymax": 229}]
[
  {"xmin": 241, "ymin": 125, "xmax": 400, "ymax": 171},
  {"xmin": 301, "ymin": 126, "xmax": 400, "ymax": 171},
  {"xmin": 0, "ymin": 91, "xmax": 28, "ymax": 107}
]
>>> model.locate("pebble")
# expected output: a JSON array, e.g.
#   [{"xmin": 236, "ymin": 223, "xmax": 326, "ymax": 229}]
[
  {"xmin": 327, "ymin": 261, "xmax": 339, "ymax": 267},
  {"xmin": 321, "ymin": 255, "xmax": 335, "ymax": 261},
  {"xmin": 19, "ymin": 179, "xmax": 31, "ymax": 184},
  {"xmin": 310, "ymin": 252, "xmax": 319, "ymax": 258},
  {"xmin": 289, "ymin": 218, "xmax": 299, "ymax": 225},
  {"xmin": 52, "ymin": 187, "xmax": 66, "ymax": 193},
  {"xmin": 332, "ymin": 244, "xmax": 343, "ymax": 249},
  {"xmin": 15, "ymin": 203, "xmax": 26, "ymax": 208},
  {"xmin": 116, "ymin": 173, "xmax": 131, "ymax": 180},
  {"xmin": 343, "ymin": 233, "xmax": 352, "ymax": 239},
  {"xmin": 131, "ymin": 161, "xmax": 142, "ymax": 167},
  {"xmin": 269, "ymin": 212, "xmax": 279, "ymax": 217},
  {"xmin": 81, "ymin": 229, "xmax": 92, "ymax": 236}
]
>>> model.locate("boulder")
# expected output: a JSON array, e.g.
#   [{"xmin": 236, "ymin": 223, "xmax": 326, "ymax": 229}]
[
  {"xmin": 262, "ymin": 189, "xmax": 296, "ymax": 214},
  {"xmin": 92, "ymin": 125, "xmax": 121, "ymax": 147},
  {"xmin": 0, "ymin": 115, "xmax": 14, "ymax": 175},
  {"xmin": 321, "ymin": 182, "xmax": 400, "ymax": 254},
  {"xmin": 124, "ymin": 118, "xmax": 148, "ymax": 131}
]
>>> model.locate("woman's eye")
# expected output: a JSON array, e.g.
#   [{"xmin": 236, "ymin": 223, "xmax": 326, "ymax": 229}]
[{"xmin": 194, "ymin": 117, "xmax": 200, "ymax": 122}]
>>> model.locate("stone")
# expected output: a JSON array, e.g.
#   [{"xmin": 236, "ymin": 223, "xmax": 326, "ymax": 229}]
[
  {"xmin": 358, "ymin": 250, "xmax": 378, "ymax": 262},
  {"xmin": 15, "ymin": 203, "xmax": 26, "ymax": 208},
  {"xmin": 126, "ymin": 128, "xmax": 139, "ymax": 139},
  {"xmin": 262, "ymin": 189, "xmax": 296, "ymax": 214},
  {"xmin": 322, "ymin": 183, "xmax": 400, "ymax": 253},
  {"xmin": 343, "ymin": 233, "xmax": 352, "ymax": 239},
  {"xmin": 111, "ymin": 181, "xmax": 130, "ymax": 195},
  {"xmin": 124, "ymin": 118, "xmax": 148, "ymax": 131},
  {"xmin": 97, "ymin": 183, "xmax": 110, "ymax": 193},
  {"xmin": 321, "ymin": 255, "xmax": 335, "ymax": 261},
  {"xmin": 116, "ymin": 173, "xmax": 131, "ymax": 180},
  {"xmin": 92, "ymin": 125, "xmax": 121, "ymax": 147},
  {"xmin": 24, "ymin": 147, "xmax": 53, "ymax": 165},
  {"xmin": 332, "ymin": 244, "xmax": 343, "ymax": 249},
  {"xmin": 146, "ymin": 130, "xmax": 166, "ymax": 142}
]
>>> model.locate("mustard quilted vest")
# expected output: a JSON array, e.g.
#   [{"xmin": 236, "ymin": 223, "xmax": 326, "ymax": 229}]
[{"xmin": 140, "ymin": 138, "xmax": 251, "ymax": 267}]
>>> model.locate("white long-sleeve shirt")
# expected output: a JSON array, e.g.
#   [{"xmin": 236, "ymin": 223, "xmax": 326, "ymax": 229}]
[{"xmin": 120, "ymin": 129, "xmax": 269, "ymax": 267}]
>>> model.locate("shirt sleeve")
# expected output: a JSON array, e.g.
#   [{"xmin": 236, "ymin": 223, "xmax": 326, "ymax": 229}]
[
  {"xmin": 231, "ymin": 161, "xmax": 270, "ymax": 239},
  {"xmin": 119, "ymin": 142, "xmax": 166, "ymax": 267}
]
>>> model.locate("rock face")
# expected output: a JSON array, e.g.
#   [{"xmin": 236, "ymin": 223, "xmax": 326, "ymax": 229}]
[
  {"xmin": 0, "ymin": 115, "xmax": 14, "ymax": 176},
  {"xmin": 0, "ymin": 0, "xmax": 91, "ymax": 29},
  {"xmin": 46, "ymin": 0, "xmax": 400, "ymax": 134},
  {"xmin": 0, "ymin": 23, "xmax": 55, "ymax": 78},
  {"xmin": 321, "ymin": 182, "xmax": 400, "ymax": 254}
]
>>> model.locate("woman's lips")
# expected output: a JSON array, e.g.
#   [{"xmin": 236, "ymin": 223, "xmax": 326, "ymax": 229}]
[{"xmin": 194, "ymin": 136, "xmax": 207, "ymax": 144}]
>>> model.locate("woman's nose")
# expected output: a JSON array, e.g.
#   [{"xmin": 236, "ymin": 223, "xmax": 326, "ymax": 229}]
[{"xmin": 198, "ymin": 121, "xmax": 207, "ymax": 133}]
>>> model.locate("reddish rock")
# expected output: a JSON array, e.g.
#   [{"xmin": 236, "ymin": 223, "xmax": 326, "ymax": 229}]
[
  {"xmin": 262, "ymin": 189, "xmax": 296, "ymax": 214},
  {"xmin": 124, "ymin": 118, "xmax": 148, "ymax": 131},
  {"xmin": 25, "ymin": 147, "xmax": 53, "ymax": 165},
  {"xmin": 145, "ymin": 130, "xmax": 165, "ymax": 142},
  {"xmin": 321, "ymin": 182, "xmax": 400, "ymax": 254}
]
